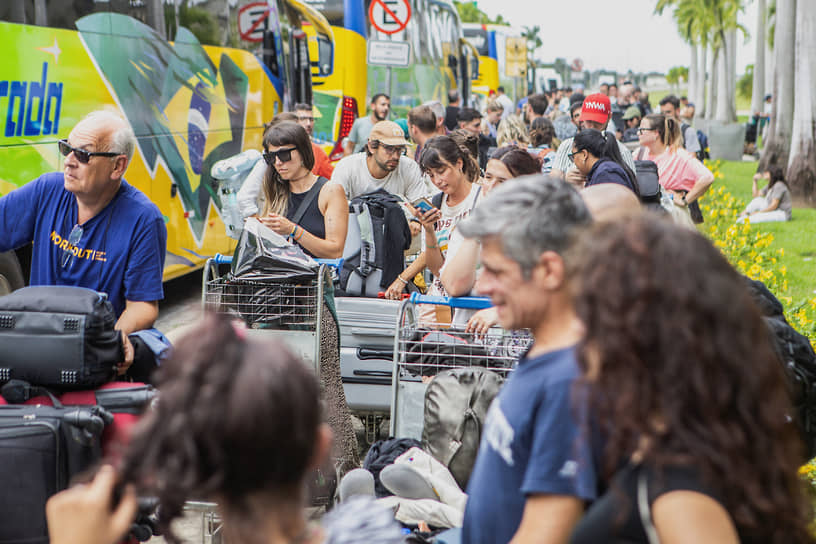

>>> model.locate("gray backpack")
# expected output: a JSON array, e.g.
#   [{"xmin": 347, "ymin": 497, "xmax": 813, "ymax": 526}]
[{"xmin": 422, "ymin": 367, "xmax": 504, "ymax": 490}]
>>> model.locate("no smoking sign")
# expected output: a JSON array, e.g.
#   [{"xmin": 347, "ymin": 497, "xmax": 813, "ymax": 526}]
[{"xmin": 368, "ymin": 0, "xmax": 411, "ymax": 35}]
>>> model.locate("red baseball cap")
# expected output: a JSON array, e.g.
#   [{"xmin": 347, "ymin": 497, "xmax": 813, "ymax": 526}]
[{"xmin": 579, "ymin": 93, "xmax": 611, "ymax": 124}]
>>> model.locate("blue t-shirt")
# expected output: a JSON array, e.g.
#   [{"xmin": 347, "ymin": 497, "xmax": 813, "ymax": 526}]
[
  {"xmin": 586, "ymin": 158, "xmax": 637, "ymax": 194},
  {"xmin": 462, "ymin": 346, "xmax": 597, "ymax": 544},
  {"xmin": 0, "ymin": 172, "xmax": 166, "ymax": 317}
]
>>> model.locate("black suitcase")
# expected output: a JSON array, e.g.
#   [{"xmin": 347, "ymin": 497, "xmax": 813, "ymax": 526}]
[
  {"xmin": 0, "ymin": 400, "xmax": 110, "ymax": 544},
  {"xmin": 0, "ymin": 286, "xmax": 123, "ymax": 389}
]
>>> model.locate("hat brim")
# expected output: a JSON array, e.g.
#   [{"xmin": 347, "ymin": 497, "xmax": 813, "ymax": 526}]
[
  {"xmin": 372, "ymin": 136, "xmax": 409, "ymax": 146},
  {"xmin": 579, "ymin": 111, "xmax": 609, "ymax": 124}
]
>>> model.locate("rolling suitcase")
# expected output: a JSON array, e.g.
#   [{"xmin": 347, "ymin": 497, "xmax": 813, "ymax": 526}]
[
  {"xmin": 336, "ymin": 297, "xmax": 401, "ymax": 415},
  {"xmin": 0, "ymin": 381, "xmax": 155, "ymax": 544}
]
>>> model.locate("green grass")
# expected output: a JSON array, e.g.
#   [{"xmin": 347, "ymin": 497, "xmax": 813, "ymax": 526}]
[{"xmin": 715, "ymin": 160, "xmax": 816, "ymax": 302}]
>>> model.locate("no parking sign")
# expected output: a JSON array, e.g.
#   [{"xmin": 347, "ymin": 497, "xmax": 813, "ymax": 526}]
[{"xmin": 368, "ymin": 0, "xmax": 411, "ymax": 35}]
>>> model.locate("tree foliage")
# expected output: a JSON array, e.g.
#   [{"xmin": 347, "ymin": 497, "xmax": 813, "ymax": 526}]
[
  {"xmin": 737, "ymin": 64, "xmax": 753, "ymax": 100},
  {"xmin": 666, "ymin": 65, "xmax": 689, "ymax": 85},
  {"xmin": 453, "ymin": 1, "xmax": 507, "ymax": 25}
]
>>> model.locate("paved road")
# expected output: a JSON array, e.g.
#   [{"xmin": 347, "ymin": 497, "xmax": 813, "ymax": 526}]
[{"xmin": 155, "ymin": 270, "xmax": 205, "ymax": 342}]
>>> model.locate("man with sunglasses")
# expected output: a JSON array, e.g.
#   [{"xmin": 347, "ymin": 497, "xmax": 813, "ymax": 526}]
[
  {"xmin": 0, "ymin": 110, "xmax": 166, "ymax": 378},
  {"xmin": 551, "ymin": 93, "xmax": 635, "ymax": 188},
  {"xmin": 332, "ymin": 120, "xmax": 429, "ymax": 235}
]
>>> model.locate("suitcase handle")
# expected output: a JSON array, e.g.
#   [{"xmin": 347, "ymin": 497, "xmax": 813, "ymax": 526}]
[
  {"xmin": 213, "ymin": 254, "xmax": 344, "ymax": 272},
  {"xmin": 407, "ymin": 293, "xmax": 493, "ymax": 309},
  {"xmin": 357, "ymin": 347, "xmax": 394, "ymax": 360}
]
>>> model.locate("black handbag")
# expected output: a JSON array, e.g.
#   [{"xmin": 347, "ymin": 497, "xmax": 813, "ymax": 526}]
[{"xmin": 0, "ymin": 286, "xmax": 123, "ymax": 389}]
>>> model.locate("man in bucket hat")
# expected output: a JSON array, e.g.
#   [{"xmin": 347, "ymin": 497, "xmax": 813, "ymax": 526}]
[{"xmin": 551, "ymin": 93, "xmax": 636, "ymax": 188}]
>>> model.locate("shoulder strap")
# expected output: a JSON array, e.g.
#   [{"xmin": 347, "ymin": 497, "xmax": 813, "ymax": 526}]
[
  {"xmin": 470, "ymin": 186, "xmax": 482, "ymax": 212},
  {"xmin": 637, "ymin": 467, "xmax": 661, "ymax": 544},
  {"xmin": 291, "ymin": 177, "xmax": 328, "ymax": 226},
  {"xmin": 432, "ymin": 192, "xmax": 444, "ymax": 209},
  {"xmin": 636, "ymin": 147, "xmax": 648, "ymax": 161}
]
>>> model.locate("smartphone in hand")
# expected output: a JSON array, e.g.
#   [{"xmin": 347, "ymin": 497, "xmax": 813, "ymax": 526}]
[{"xmin": 411, "ymin": 197, "xmax": 435, "ymax": 214}]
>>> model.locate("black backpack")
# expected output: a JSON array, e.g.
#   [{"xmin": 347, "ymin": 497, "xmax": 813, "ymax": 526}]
[
  {"xmin": 338, "ymin": 190, "xmax": 412, "ymax": 297},
  {"xmin": 363, "ymin": 437, "xmax": 422, "ymax": 497},
  {"xmin": 633, "ymin": 159, "xmax": 665, "ymax": 213},
  {"xmin": 745, "ymin": 277, "xmax": 816, "ymax": 459}
]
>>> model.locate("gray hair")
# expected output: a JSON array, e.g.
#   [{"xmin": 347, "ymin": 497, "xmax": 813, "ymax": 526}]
[
  {"xmin": 423, "ymin": 100, "xmax": 445, "ymax": 122},
  {"xmin": 80, "ymin": 110, "xmax": 136, "ymax": 162},
  {"xmin": 457, "ymin": 175, "xmax": 591, "ymax": 275}
]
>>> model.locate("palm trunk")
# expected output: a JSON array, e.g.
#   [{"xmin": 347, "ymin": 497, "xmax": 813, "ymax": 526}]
[
  {"xmin": 697, "ymin": 44, "xmax": 708, "ymax": 119},
  {"xmin": 760, "ymin": 0, "xmax": 796, "ymax": 170},
  {"xmin": 715, "ymin": 29, "xmax": 737, "ymax": 122},
  {"xmin": 787, "ymin": 0, "xmax": 816, "ymax": 203},
  {"xmin": 706, "ymin": 45, "xmax": 719, "ymax": 121},
  {"xmin": 688, "ymin": 43, "xmax": 698, "ymax": 107},
  {"xmin": 33, "ymin": 0, "xmax": 46, "ymax": 25},
  {"xmin": 751, "ymin": 0, "xmax": 767, "ymax": 117},
  {"xmin": 146, "ymin": 0, "xmax": 166, "ymax": 40},
  {"xmin": 764, "ymin": 16, "xmax": 774, "ymax": 95}
]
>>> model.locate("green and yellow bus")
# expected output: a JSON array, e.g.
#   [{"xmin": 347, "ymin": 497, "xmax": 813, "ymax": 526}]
[{"xmin": 0, "ymin": 0, "xmax": 331, "ymax": 290}]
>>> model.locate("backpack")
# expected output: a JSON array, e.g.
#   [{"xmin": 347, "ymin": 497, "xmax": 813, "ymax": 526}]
[
  {"xmin": 338, "ymin": 189, "xmax": 412, "ymax": 297},
  {"xmin": 632, "ymin": 156, "xmax": 667, "ymax": 215},
  {"xmin": 681, "ymin": 122, "xmax": 708, "ymax": 162},
  {"xmin": 422, "ymin": 367, "xmax": 504, "ymax": 490},
  {"xmin": 744, "ymin": 277, "xmax": 816, "ymax": 459}
]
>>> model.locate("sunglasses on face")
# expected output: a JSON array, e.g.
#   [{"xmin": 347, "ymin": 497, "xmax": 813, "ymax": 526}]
[
  {"xmin": 637, "ymin": 127, "xmax": 656, "ymax": 134},
  {"xmin": 58, "ymin": 140, "xmax": 121, "ymax": 164},
  {"xmin": 263, "ymin": 147, "xmax": 297, "ymax": 165},
  {"xmin": 379, "ymin": 143, "xmax": 407, "ymax": 156},
  {"xmin": 60, "ymin": 224, "xmax": 84, "ymax": 268}
]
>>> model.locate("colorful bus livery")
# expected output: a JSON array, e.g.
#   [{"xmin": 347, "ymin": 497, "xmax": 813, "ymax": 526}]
[
  {"xmin": 0, "ymin": 1, "xmax": 328, "ymax": 288},
  {"xmin": 1, "ymin": 61, "xmax": 63, "ymax": 138}
]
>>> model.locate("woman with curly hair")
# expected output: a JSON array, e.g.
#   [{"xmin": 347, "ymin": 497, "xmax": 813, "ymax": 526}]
[
  {"xmin": 567, "ymin": 215, "xmax": 814, "ymax": 544},
  {"xmin": 45, "ymin": 314, "xmax": 404, "ymax": 544}
]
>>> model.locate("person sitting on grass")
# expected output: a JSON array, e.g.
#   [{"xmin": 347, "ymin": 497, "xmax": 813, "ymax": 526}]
[{"xmin": 737, "ymin": 165, "xmax": 792, "ymax": 224}]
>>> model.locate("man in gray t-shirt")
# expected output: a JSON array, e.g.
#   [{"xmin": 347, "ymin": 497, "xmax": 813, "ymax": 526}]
[
  {"xmin": 332, "ymin": 120, "xmax": 429, "ymax": 235},
  {"xmin": 345, "ymin": 93, "xmax": 391, "ymax": 155}
]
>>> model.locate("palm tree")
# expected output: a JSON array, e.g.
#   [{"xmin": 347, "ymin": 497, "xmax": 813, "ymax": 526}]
[
  {"xmin": 667, "ymin": 0, "xmax": 713, "ymax": 115},
  {"xmin": 760, "ymin": 0, "xmax": 795, "ymax": 171},
  {"xmin": 750, "ymin": 0, "xmax": 767, "ymax": 117},
  {"xmin": 787, "ymin": 0, "xmax": 815, "ymax": 202},
  {"xmin": 522, "ymin": 25, "xmax": 542, "ymax": 93}
]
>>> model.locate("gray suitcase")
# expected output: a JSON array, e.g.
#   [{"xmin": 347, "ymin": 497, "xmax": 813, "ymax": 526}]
[{"xmin": 335, "ymin": 297, "xmax": 401, "ymax": 415}]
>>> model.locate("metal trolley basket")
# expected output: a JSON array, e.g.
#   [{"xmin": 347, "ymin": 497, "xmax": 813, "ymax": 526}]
[
  {"xmin": 201, "ymin": 254, "xmax": 340, "ymax": 375},
  {"xmin": 390, "ymin": 293, "xmax": 533, "ymax": 439}
]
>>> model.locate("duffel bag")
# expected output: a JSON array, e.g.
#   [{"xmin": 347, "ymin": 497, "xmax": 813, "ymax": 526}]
[{"xmin": 0, "ymin": 286, "xmax": 123, "ymax": 389}]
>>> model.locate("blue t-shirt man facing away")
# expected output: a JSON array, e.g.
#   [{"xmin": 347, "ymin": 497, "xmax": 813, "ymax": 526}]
[
  {"xmin": 462, "ymin": 346, "xmax": 597, "ymax": 544},
  {"xmin": 0, "ymin": 172, "xmax": 166, "ymax": 317}
]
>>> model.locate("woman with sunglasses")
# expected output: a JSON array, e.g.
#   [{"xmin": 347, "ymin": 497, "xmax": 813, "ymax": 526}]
[
  {"xmin": 258, "ymin": 121, "xmax": 348, "ymax": 258},
  {"xmin": 636, "ymin": 114, "xmax": 714, "ymax": 213},
  {"xmin": 570, "ymin": 129, "xmax": 638, "ymax": 194}
]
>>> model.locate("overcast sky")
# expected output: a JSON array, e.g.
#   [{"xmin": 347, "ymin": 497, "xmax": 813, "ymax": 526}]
[{"xmin": 475, "ymin": 0, "xmax": 760, "ymax": 75}]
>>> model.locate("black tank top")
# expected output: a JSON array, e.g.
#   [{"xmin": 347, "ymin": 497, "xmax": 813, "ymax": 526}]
[{"xmin": 285, "ymin": 177, "xmax": 328, "ymax": 257}]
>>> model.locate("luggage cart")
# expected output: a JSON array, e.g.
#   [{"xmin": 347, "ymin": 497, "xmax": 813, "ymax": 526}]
[
  {"xmin": 390, "ymin": 293, "xmax": 533, "ymax": 439},
  {"xmin": 201, "ymin": 254, "xmax": 340, "ymax": 376}
]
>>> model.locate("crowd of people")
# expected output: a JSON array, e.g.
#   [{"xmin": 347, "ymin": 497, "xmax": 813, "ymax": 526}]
[{"xmin": 10, "ymin": 81, "xmax": 810, "ymax": 543}]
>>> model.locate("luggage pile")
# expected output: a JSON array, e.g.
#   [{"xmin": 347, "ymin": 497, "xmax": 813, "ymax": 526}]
[{"xmin": 0, "ymin": 286, "xmax": 157, "ymax": 544}]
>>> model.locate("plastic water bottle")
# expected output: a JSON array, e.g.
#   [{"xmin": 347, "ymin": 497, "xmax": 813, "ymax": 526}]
[{"xmin": 210, "ymin": 149, "xmax": 261, "ymax": 180}]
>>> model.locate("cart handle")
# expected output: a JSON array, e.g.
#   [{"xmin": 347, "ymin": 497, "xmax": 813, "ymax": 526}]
[
  {"xmin": 314, "ymin": 258, "xmax": 344, "ymax": 271},
  {"xmin": 408, "ymin": 293, "xmax": 493, "ymax": 309},
  {"xmin": 211, "ymin": 255, "xmax": 343, "ymax": 271}
]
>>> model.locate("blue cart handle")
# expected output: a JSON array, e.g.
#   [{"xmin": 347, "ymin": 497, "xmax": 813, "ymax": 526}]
[
  {"xmin": 212, "ymin": 253, "xmax": 233, "ymax": 265},
  {"xmin": 314, "ymin": 258, "xmax": 344, "ymax": 271},
  {"xmin": 408, "ymin": 293, "xmax": 493, "ymax": 309}
]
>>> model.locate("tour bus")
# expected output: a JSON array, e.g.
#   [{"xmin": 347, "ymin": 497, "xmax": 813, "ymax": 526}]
[
  {"xmin": 462, "ymin": 23, "xmax": 500, "ymax": 110},
  {"xmin": 301, "ymin": 0, "xmax": 478, "ymax": 153},
  {"xmin": 0, "ymin": 0, "xmax": 332, "ymax": 292},
  {"xmin": 302, "ymin": 0, "xmax": 368, "ymax": 161}
]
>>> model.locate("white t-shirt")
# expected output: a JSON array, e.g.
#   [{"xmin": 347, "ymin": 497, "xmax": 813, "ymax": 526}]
[{"xmin": 332, "ymin": 153, "xmax": 429, "ymax": 202}]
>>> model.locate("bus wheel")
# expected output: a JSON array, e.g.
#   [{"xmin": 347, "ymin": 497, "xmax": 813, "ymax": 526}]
[{"xmin": 0, "ymin": 251, "xmax": 24, "ymax": 296}]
